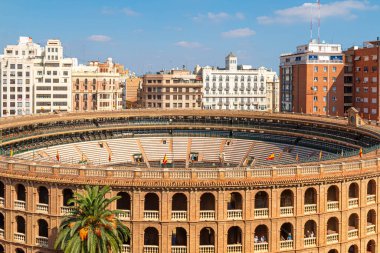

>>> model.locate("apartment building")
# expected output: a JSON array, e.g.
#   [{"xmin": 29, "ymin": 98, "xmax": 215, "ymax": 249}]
[
  {"xmin": 72, "ymin": 58, "xmax": 124, "ymax": 112},
  {"xmin": 201, "ymin": 53, "xmax": 279, "ymax": 112},
  {"xmin": 0, "ymin": 37, "xmax": 74, "ymax": 116},
  {"xmin": 141, "ymin": 69, "xmax": 202, "ymax": 109},
  {"xmin": 124, "ymin": 75, "xmax": 141, "ymax": 108},
  {"xmin": 280, "ymin": 40, "xmax": 345, "ymax": 116},
  {"xmin": 345, "ymin": 39, "xmax": 380, "ymax": 120}
]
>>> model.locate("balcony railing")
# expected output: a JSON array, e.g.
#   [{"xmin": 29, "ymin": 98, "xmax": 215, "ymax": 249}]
[
  {"xmin": 227, "ymin": 209, "xmax": 242, "ymax": 220},
  {"xmin": 36, "ymin": 203, "xmax": 49, "ymax": 213},
  {"xmin": 348, "ymin": 229, "xmax": 358, "ymax": 239},
  {"xmin": 36, "ymin": 236, "xmax": 49, "ymax": 248},
  {"xmin": 304, "ymin": 204, "xmax": 317, "ymax": 214},
  {"xmin": 60, "ymin": 206, "xmax": 75, "ymax": 215},
  {"xmin": 367, "ymin": 224, "xmax": 376, "ymax": 234},
  {"xmin": 144, "ymin": 245, "xmax": 159, "ymax": 253},
  {"xmin": 280, "ymin": 240, "xmax": 293, "ymax": 250},
  {"xmin": 280, "ymin": 206, "xmax": 293, "ymax": 216},
  {"xmin": 172, "ymin": 245, "xmax": 187, "ymax": 253},
  {"xmin": 348, "ymin": 198, "xmax": 359, "ymax": 208},
  {"xmin": 0, "ymin": 197, "xmax": 4, "ymax": 207},
  {"xmin": 200, "ymin": 245, "xmax": 215, "ymax": 253},
  {"xmin": 14, "ymin": 232, "xmax": 26, "ymax": 243},
  {"xmin": 14, "ymin": 200, "xmax": 26, "ymax": 210},
  {"xmin": 200, "ymin": 210, "xmax": 215, "ymax": 221},
  {"xmin": 304, "ymin": 237, "xmax": 316, "ymax": 247},
  {"xmin": 367, "ymin": 194, "xmax": 376, "ymax": 204},
  {"xmin": 0, "ymin": 229, "xmax": 4, "ymax": 239},
  {"xmin": 171, "ymin": 211, "xmax": 187, "ymax": 221},
  {"xmin": 117, "ymin": 210, "xmax": 131, "ymax": 221},
  {"xmin": 121, "ymin": 244, "xmax": 131, "ymax": 253},
  {"xmin": 144, "ymin": 210, "xmax": 159, "ymax": 221},
  {"xmin": 227, "ymin": 244, "xmax": 242, "ymax": 253},
  {"xmin": 254, "ymin": 242, "xmax": 268, "ymax": 252},
  {"xmin": 326, "ymin": 233, "xmax": 339, "ymax": 244},
  {"xmin": 327, "ymin": 201, "xmax": 339, "ymax": 211},
  {"xmin": 254, "ymin": 208, "xmax": 269, "ymax": 218}
]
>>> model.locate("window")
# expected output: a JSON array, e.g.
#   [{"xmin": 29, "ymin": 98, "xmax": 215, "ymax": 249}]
[
  {"xmin": 332, "ymin": 86, "xmax": 336, "ymax": 92},
  {"xmin": 371, "ymin": 87, "xmax": 377, "ymax": 93},
  {"xmin": 364, "ymin": 97, "xmax": 369, "ymax": 103},
  {"xmin": 356, "ymin": 87, "xmax": 360, "ymax": 93},
  {"xmin": 372, "ymin": 77, "xmax": 378, "ymax": 83},
  {"xmin": 355, "ymin": 97, "xmax": 361, "ymax": 102},
  {"xmin": 332, "ymin": 106, "xmax": 336, "ymax": 112},
  {"xmin": 332, "ymin": 96, "xmax": 337, "ymax": 102},
  {"xmin": 332, "ymin": 67, "xmax": 337, "ymax": 72},
  {"xmin": 364, "ymin": 108, "xmax": 369, "ymax": 113},
  {"xmin": 313, "ymin": 106, "xmax": 318, "ymax": 112},
  {"xmin": 314, "ymin": 66, "xmax": 318, "ymax": 72},
  {"xmin": 372, "ymin": 109, "xmax": 377, "ymax": 114},
  {"xmin": 313, "ymin": 77, "xmax": 318, "ymax": 82},
  {"xmin": 372, "ymin": 98, "xmax": 377, "ymax": 104},
  {"xmin": 313, "ymin": 96, "xmax": 318, "ymax": 101},
  {"xmin": 323, "ymin": 66, "xmax": 328, "ymax": 72},
  {"xmin": 323, "ymin": 96, "xmax": 327, "ymax": 102},
  {"xmin": 323, "ymin": 77, "xmax": 327, "ymax": 82},
  {"xmin": 364, "ymin": 87, "xmax": 369, "ymax": 93}
]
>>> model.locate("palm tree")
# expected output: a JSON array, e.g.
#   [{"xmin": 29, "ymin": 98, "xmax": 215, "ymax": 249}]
[{"xmin": 54, "ymin": 185, "xmax": 130, "ymax": 253}]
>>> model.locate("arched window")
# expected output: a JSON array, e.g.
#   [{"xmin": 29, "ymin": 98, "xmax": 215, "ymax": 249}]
[
  {"xmin": 228, "ymin": 192, "xmax": 242, "ymax": 210},
  {"xmin": 144, "ymin": 193, "xmax": 159, "ymax": 211},
  {"xmin": 304, "ymin": 188, "xmax": 317, "ymax": 214},
  {"xmin": 367, "ymin": 180, "xmax": 376, "ymax": 204},
  {"xmin": 0, "ymin": 213, "xmax": 4, "ymax": 232},
  {"xmin": 92, "ymin": 78, "xmax": 96, "ymax": 85},
  {"xmin": 327, "ymin": 185, "xmax": 339, "ymax": 210},
  {"xmin": 327, "ymin": 217, "xmax": 339, "ymax": 243},
  {"xmin": 255, "ymin": 191, "xmax": 268, "ymax": 209},
  {"xmin": 348, "ymin": 183, "xmax": 359, "ymax": 206},
  {"xmin": 172, "ymin": 193, "xmax": 187, "ymax": 221},
  {"xmin": 0, "ymin": 181, "xmax": 4, "ymax": 200},
  {"xmin": 348, "ymin": 213, "xmax": 359, "ymax": 238},
  {"xmin": 76, "ymin": 79, "xmax": 79, "ymax": 85},
  {"xmin": 367, "ymin": 209, "xmax": 376, "ymax": 231},
  {"xmin": 200, "ymin": 193, "xmax": 215, "ymax": 220},
  {"xmin": 254, "ymin": 225, "xmax": 268, "ymax": 249},
  {"xmin": 304, "ymin": 220, "xmax": 317, "ymax": 247},
  {"xmin": 200, "ymin": 227, "xmax": 215, "ymax": 246},
  {"xmin": 16, "ymin": 184, "xmax": 26, "ymax": 201},
  {"xmin": 84, "ymin": 79, "xmax": 88, "ymax": 85},
  {"xmin": 38, "ymin": 219, "xmax": 48, "ymax": 238},
  {"xmin": 0, "ymin": 244, "xmax": 4, "ymax": 253},
  {"xmin": 227, "ymin": 226, "xmax": 242, "ymax": 245},
  {"xmin": 15, "ymin": 249, "xmax": 25, "ymax": 253},
  {"xmin": 38, "ymin": 186, "xmax": 49, "ymax": 204},
  {"xmin": 62, "ymin": 189, "xmax": 74, "ymax": 206},
  {"xmin": 367, "ymin": 240, "xmax": 376, "ymax": 253},
  {"xmin": 171, "ymin": 227, "xmax": 187, "ymax": 246},
  {"xmin": 144, "ymin": 227, "xmax": 159, "ymax": 246},
  {"xmin": 348, "ymin": 244, "xmax": 358, "ymax": 253},
  {"xmin": 16, "ymin": 216, "xmax": 25, "ymax": 234},
  {"xmin": 116, "ymin": 192, "xmax": 131, "ymax": 210},
  {"xmin": 280, "ymin": 189, "xmax": 294, "ymax": 216}
]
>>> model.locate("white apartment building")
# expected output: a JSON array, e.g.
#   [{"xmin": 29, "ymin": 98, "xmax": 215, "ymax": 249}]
[
  {"xmin": 0, "ymin": 37, "xmax": 74, "ymax": 117},
  {"xmin": 201, "ymin": 53, "xmax": 279, "ymax": 112}
]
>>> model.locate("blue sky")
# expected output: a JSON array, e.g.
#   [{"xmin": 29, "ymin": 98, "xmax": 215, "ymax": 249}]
[{"xmin": 0, "ymin": 0, "xmax": 379, "ymax": 74}]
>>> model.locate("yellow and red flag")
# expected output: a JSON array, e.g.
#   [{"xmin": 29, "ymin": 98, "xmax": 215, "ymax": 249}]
[
  {"xmin": 108, "ymin": 153, "xmax": 112, "ymax": 162},
  {"xmin": 56, "ymin": 150, "xmax": 60, "ymax": 161},
  {"xmin": 319, "ymin": 150, "xmax": 323, "ymax": 160},
  {"xmin": 10, "ymin": 149, "xmax": 14, "ymax": 157},
  {"xmin": 359, "ymin": 148, "xmax": 363, "ymax": 158},
  {"xmin": 162, "ymin": 154, "xmax": 168, "ymax": 165},
  {"xmin": 266, "ymin": 153, "xmax": 275, "ymax": 160}
]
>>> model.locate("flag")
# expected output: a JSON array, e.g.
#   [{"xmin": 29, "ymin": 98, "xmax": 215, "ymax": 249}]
[
  {"xmin": 359, "ymin": 147, "xmax": 363, "ymax": 158},
  {"xmin": 319, "ymin": 150, "xmax": 323, "ymax": 160},
  {"xmin": 295, "ymin": 153, "xmax": 299, "ymax": 162},
  {"xmin": 56, "ymin": 150, "xmax": 60, "ymax": 161},
  {"xmin": 10, "ymin": 149, "xmax": 14, "ymax": 157},
  {"xmin": 108, "ymin": 153, "xmax": 112, "ymax": 162},
  {"xmin": 162, "ymin": 154, "xmax": 168, "ymax": 165},
  {"xmin": 266, "ymin": 153, "xmax": 275, "ymax": 160}
]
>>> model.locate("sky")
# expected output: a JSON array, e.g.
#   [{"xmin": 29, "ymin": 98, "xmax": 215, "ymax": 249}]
[{"xmin": 0, "ymin": 0, "xmax": 379, "ymax": 75}]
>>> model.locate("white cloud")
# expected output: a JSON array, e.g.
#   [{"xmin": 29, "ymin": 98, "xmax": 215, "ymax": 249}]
[
  {"xmin": 257, "ymin": 0, "xmax": 377, "ymax": 24},
  {"xmin": 222, "ymin": 28, "xmax": 256, "ymax": 38},
  {"xmin": 88, "ymin": 35, "xmax": 111, "ymax": 42},
  {"xmin": 193, "ymin": 12, "xmax": 245, "ymax": 22},
  {"xmin": 122, "ymin": 7, "xmax": 140, "ymax": 16},
  {"xmin": 175, "ymin": 41, "xmax": 202, "ymax": 49}
]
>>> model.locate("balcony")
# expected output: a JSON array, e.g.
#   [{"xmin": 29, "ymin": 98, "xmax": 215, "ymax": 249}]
[
  {"xmin": 14, "ymin": 232, "xmax": 26, "ymax": 243},
  {"xmin": 254, "ymin": 208, "xmax": 269, "ymax": 218},
  {"xmin": 254, "ymin": 242, "xmax": 268, "ymax": 252},
  {"xmin": 200, "ymin": 245, "xmax": 214, "ymax": 253},
  {"xmin": 116, "ymin": 210, "xmax": 131, "ymax": 221},
  {"xmin": 367, "ymin": 224, "xmax": 376, "ymax": 234},
  {"xmin": 304, "ymin": 237, "xmax": 316, "ymax": 247},
  {"xmin": 36, "ymin": 203, "xmax": 49, "ymax": 213},
  {"xmin": 0, "ymin": 197, "xmax": 4, "ymax": 207},
  {"xmin": 144, "ymin": 211, "xmax": 159, "ymax": 221},
  {"xmin": 200, "ymin": 210, "xmax": 215, "ymax": 221},
  {"xmin": 348, "ymin": 198, "xmax": 358, "ymax": 208},
  {"xmin": 326, "ymin": 233, "xmax": 339, "ymax": 244},
  {"xmin": 280, "ymin": 240, "xmax": 293, "ymax": 250},
  {"xmin": 280, "ymin": 206, "xmax": 293, "ymax": 216},
  {"xmin": 327, "ymin": 201, "xmax": 339, "ymax": 211},
  {"xmin": 172, "ymin": 246, "xmax": 187, "ymax": 253},
  {"xmin": 171, "ymin": 211, "xmax": 187, "ymax": 221},
  {"xmin": 60, "ymin": 206, "xmax": 75, "ymax": 215},
  {"xmin": 0, "ymin": 229, "xmax": 4, "ymax": 239},
  {"xmin": 144, "ymin": 245, "xmax": 159, "ymax": 253},
  {"xmin": 227, "ymin": 244, "xmax": 242, "ymax": 253},
  {"xmin": 367, "ymin": 194, "xmax": 376, "ymax": 204},
  {"xmin": 304, "ymin": 204, "xmax": 317, "ymax": 214},
  {"xmin": 14, "ymin": 200, "xmax": 26, "ymax": 210},
  {"xmin": 347, "ymin": 229, "xmax": 358, "ymax": 239},
  {"xmin": 227, "ymin": 210, "xmax": 242, "ymax": 220},
  {"xmin": 121, "ymin": 244, "xmax": 131, "ymax": 253},
  {"xmin": 36, "ymin": 236, "xmax": 49, "ymax": 248}
]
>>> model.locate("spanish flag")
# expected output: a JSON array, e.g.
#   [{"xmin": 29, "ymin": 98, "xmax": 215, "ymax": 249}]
[
  {"xmin": 319, "ymin": 150, "xmax": 323, "ymax": 160},
  {"xmin": 359, "ymin": 147, "xmax": 363, "ymax": 158},
  {"xmin": 56, "ymin": 150, "xmax": 60, "ymax": 161},
  {"xmin": 266, "ymin": 153, "xmax": 275, "ymax": 160},
  {"xmin": 162, "ymin": 154, "xmax": 168, "ymax": 165},
  {"xmin": 10, "ymin": 149, "xmax": 14, "ymax": 157},
  {"xmin": 108, "ymin": 153, "xmax": 112, "ymax": 162}
]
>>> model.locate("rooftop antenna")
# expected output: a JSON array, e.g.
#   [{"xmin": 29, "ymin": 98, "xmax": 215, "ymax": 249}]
[
  {"xmin": 318, "ymin": 0, "xmax": 321, "ymax": 43},
  {"xmin": 310, "ymin": 3, "xmax": 313, "ymax": 41}
]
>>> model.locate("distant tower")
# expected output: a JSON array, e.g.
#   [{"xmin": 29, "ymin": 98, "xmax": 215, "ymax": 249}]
[{"xmin": 225, "ymin": 52, "xmax": 237, "ymax": 71}]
